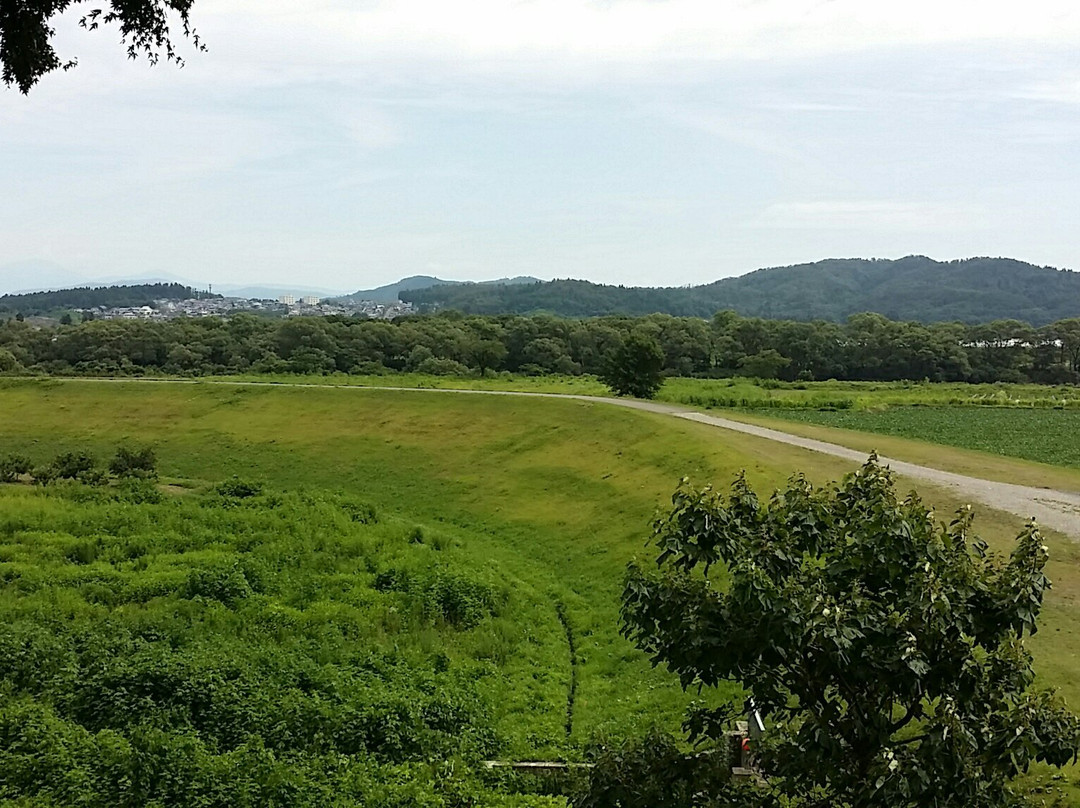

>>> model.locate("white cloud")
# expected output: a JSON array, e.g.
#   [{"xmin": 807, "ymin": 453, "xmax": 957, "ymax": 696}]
[{"xmin": 201, "ymin": 0, "xmax": 1080, "ymax": 68}]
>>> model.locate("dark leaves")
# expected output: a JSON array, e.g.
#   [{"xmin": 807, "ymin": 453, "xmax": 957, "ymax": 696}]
[
  {"xmin": 1, "ymin": 0, "xmax": 203, "ymax": 93},
  {"xmin": 620, "ymin": 456, "xmax": 1080, "ymax": 807}
]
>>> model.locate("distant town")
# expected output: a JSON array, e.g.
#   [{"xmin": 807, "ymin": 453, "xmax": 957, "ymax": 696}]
[{"xmin": 87, "ymin": 294, "xmax": 415, "ymax": 322}]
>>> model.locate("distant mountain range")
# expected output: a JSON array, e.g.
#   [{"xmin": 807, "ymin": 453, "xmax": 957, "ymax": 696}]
[
  {"xmin": 401, "ymin": 257, "xmax": 1080, "ymax": 325},
  {"xmin": 6, "ymin": 257, "xmax": 1079, "ymax": 325},
  {"xmin": 337, "ymin": 275, "xmax": 541, "ymax": 304}
]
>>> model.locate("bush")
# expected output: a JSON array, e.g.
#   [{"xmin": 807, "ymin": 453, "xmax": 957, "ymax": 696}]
[
  {"xmin": 110, "ymin": 445, "xmax": 158, "ymax": 478},
  {"xmin": 30, "ymin": 465, "xmax": 58, "ymax": 485},
  {"xmin": 415, "ymin": 357, "xmax": 471, "ymax": 376},
  {"xmin": 577, "ymin": 729, "xmax": 757, "ymax": 808},
  {"xmin": 51, "ymin": 451, "xmax": 97, "ymax": 480},
  {"xmin": 113, "ymin": 478, "xmax": 163, "ymax": 504},
  {"xmin": 215, "ymin": 477, "xmax": 263, "ymax": 499},
  {"xmin": 0, "ymin": 453, "xmax": 31, "ymax": 483},
  {"xmin": 341, "ymin": 499, "xmax": 378, "ymax": 524},
  {"xmin": 424, "ymin": 571, "xmax": 498, "ymax": 629},
  {"xmin": 185, "ymin": 562, "xmax": 257, "ymax": 605},
  {"xmin": 78, "ymin": 468, "xmax": 110, "ymax": 487}
]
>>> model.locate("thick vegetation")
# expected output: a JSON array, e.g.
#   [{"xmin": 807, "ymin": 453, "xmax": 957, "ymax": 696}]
[
  {"xmin": 623, "ymin": 459, "xmax": 1080, "ymax": 807},
  {"xmin": 0, "ymin": 475, "xmax": 566, "ymax": 806},
  {"xmin": 3, "ymin": 307, "xmax": 1080, "ymax": 385},
  {"xmin": 402, "ymin": 257, "xmax": 1080, "ymax": 325}
]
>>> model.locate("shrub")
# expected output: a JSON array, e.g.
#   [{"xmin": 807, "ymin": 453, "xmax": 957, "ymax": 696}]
[
  {"xmin": 78, "ymin": 468, "xmax": 110, "ymax": 487},
  {"xmin": 51, "ymin": 451, "xmax": 97, "ymax": 480},
  {"xmin": 185, "ymin": 563, "xmax": 256, "ymax": 605},
  {"xmin": 113, "ymin": 478, "xmax": 163, "ymax": 504},
  {"xmin": 30, "ymin": 465, "xmax": 58, "ymax": 485},
  {"xmin": 577, "ymin": 729, "xmax": 755, "ymax": 808},
  {"xmin": 215, "ymin": 477, "xmax": 263, "ymax": 499},
  {"xmin": 0, "ymin": 453, "xmax": 30, "ymax": 483},
  {"xmin": 424, "ymin": 572, "xmax": 497, "ymax": 629},
  {"xmin": 415, "ymin": 357, "xmax": 471, "ymax": 376},
  {"xmin": 341, "ymin": 500, "xmax": 378, "ymax": 524},
  {"xmin": 110, "ymin": 445, "xmax": 158, "ymax": 479}
]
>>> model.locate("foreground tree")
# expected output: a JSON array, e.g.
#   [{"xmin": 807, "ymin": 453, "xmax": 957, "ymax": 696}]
[
  {"xmin": 600, "ymin": 332, "xmax": 665, "ymax": 398},
  {"xmin": 621, "ymin": 457, "xmax": 1080, "ymax": 807},
  {"xmin": 1, "ymin": 0, "xmax": 202, "ymax": 93}
]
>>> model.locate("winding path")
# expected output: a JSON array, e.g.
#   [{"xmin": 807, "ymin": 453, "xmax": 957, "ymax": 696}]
[{"xmin": 62, "ymin": 378, "xmax": 1080, "ymax": 539}]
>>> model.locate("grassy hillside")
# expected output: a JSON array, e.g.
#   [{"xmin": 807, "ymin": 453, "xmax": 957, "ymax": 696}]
[
  {"xmin": 402, "ymin": 256, "xmax": 1080, "ymax": 324},
  {"xmin": 1, "ymin": 379, "xmax": 1079, "ymax": 804}
]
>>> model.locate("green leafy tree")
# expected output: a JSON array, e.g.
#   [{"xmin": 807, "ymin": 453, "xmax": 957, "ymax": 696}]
[
  {"xmin": 0, "ymin": 347, "xmax": 19, "ymax": 372},
  {"xmin": 736, "ymin": 348, "xmax": 790, "ymax": 379},
  {"xmin": 467, "ymin": 338, "xmax": 508, "ymax": 376},
  {"xmin": 621, "ymin": 457, "xmax": 1080, "ymax": 808},
  {"xmin": 1, "ymin": 0, "xmax": 203, "ymax": 94},
  {"xmin": 600, "ymin": 332, "xmax": 665, "ymax": 399}
]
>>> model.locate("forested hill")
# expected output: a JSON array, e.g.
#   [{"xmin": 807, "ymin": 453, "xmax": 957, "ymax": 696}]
[
  {"xmin": 0, "ymin": 283, "xmax": 200, "ymax": 315},
  {"xmin": 401, "ymin": 256, "xmax": 1080, "ymax": 325}
]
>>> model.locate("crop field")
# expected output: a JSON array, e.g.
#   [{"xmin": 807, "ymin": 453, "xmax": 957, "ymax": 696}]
[
  {"xmin": 2, "ymin": 378, "xmax": 1080, "ymax": 804},
  {"xmin": 757, "ymin": 407, "xmax": 1080, "ymax": 469},
  {"xmin": 658, "ymin": 378, "xmax": 1080, "ymax": 411}
]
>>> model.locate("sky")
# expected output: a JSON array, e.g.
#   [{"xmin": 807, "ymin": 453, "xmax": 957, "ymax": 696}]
[{"xmin": 2, "ymin": 0, "xmax": 1080, "ymax": 294}]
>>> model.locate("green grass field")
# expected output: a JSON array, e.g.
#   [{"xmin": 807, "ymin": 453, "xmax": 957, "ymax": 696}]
[{"xmin": 2, "ymin": 378, "xmax": 1080, "ymax": 804}]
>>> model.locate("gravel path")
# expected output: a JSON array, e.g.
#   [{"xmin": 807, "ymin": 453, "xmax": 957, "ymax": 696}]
[{"xmin": 58, "ymin": 378, "xmax": 1080, "ymax": 539}]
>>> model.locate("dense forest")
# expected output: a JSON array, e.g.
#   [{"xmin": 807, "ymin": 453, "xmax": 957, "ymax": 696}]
[
  {"xmin": 0, "ymin": 283, "xmax": 201, "ymax": 316},
  {"xmin": 402, "ymin": 257, "xmax": 1080, "ymax": 325},
  {"xmin": 1, "ymin": 310, "xmax": 1078, "ymax": 385}
]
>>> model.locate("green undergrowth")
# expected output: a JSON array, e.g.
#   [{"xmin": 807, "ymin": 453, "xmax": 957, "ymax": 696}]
[{"xmin": 0, "ymin": 479, "xmax": 573, "ymax": 806}]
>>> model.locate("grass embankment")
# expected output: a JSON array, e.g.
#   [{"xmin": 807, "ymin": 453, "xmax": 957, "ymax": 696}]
[{"xmin": 2, "ymin": 379, "xmax": 1079, "ymax": 803}]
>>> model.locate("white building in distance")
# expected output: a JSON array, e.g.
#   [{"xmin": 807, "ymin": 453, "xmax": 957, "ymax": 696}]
[{"xmin": 278, "ymin": 295, "xmax": 297, "ymax": 305}]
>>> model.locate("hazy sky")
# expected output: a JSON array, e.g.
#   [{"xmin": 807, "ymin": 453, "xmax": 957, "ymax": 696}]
[{"xmin": 3, "ymin": 1, "xmax": 1080, "ymax": 293}]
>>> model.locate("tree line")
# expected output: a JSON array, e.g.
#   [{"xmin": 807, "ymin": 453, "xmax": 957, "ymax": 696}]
[
  {"xmin": 0, "ymin": 283, "xmax": 202, "ymax": 317},
  {"xmin": 1, "ymin": 310, "xmax": 1079, "ymax": 384}
]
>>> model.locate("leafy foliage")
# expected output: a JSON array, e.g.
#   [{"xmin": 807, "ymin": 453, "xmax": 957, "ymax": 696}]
[
  {"xmin": 7, "ymin": 304, "xmax": 1080, "ymax": 384},
  {"xmin": 600, "ymin": 332, "xmax": 665, "ymax": 399},
  {"xmin": 214, "ymin": 477, "xmax": 263, "ymax": 498},
  {"xmin": 0, "ymin": 479, "xmax": 564, "ymax": 805},
  {"xmin": 576, "ymin": 729, "xmax": 764, "ymax": 808},
  {"xmin": 109, "ymin": 445, "xmax": 158, "ymax": 478},
  {"xmin": 0, "ymin": 452, "xmax": 30, "ymax": 482},
  {"xmin": 48, "ymin": 449, "xmax": 99, "ymax": 482},
  {"xmin": 0, "ymin": 0, "xmax": 203, "ymax": 94},
  {"xmin": 621, "ymin": 457, "xmax": 1080, "ymax": 807}
]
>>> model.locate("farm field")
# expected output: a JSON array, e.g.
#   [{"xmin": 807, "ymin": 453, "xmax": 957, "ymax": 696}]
[
  {"xmin": 755, "ymin": 407, "xmax": 1080, "ymax": 470},
  {"xmin": 2, "ymin": 378, "xmax": 1080, "ymax": 804}
]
